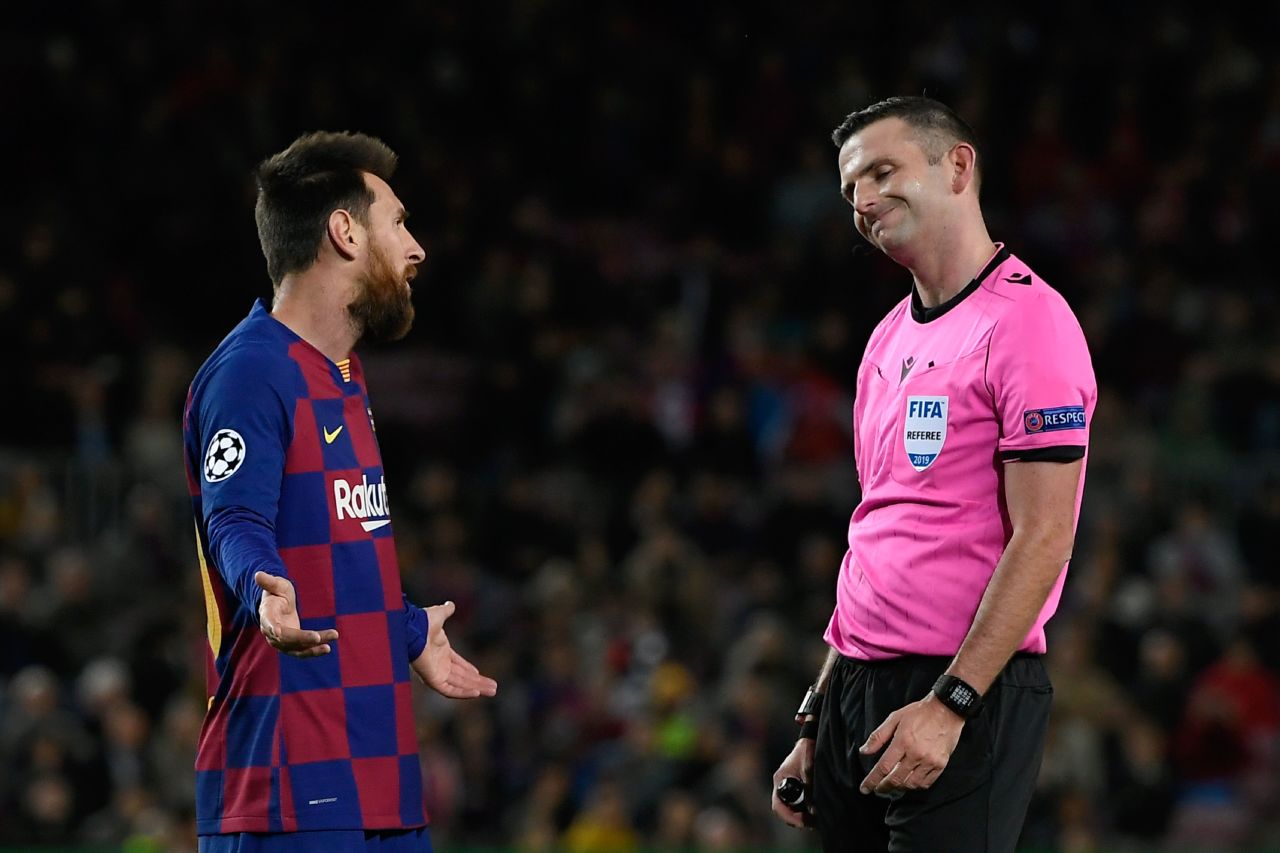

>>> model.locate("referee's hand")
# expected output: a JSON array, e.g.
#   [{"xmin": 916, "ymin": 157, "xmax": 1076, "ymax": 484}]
[
  {"xmin": 771, "ymin": 738, "xmax": 815, "ymax": 829},
  {"xmin": 256, "ymin": 571, "xmax": 339, "ymax": 658},
  {"xmin": 858, "ymin": 694, "xmax": 963, "ymax": 795}
]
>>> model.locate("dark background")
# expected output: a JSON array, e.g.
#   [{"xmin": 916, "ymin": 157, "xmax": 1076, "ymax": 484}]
[{"xmin": 3, "ymin": 1, "xmax": 1280, "ymax": 850}]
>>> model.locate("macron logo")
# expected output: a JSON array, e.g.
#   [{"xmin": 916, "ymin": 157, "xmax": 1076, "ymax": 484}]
[{"xmin": 333, "ymin": 475, "xmax": 391, "ymax": 531}]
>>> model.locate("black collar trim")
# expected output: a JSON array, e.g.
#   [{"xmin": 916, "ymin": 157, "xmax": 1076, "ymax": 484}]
[{"xmin": 910, "ymin": 246, "xmax": 1011, "ymax": 324}]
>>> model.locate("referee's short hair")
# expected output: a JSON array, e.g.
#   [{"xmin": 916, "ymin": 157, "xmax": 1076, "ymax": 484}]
[
  {"xmin": 254, "ymin": 131, "xmax": 398, "ymax": 286},
  {"xmin": 832, "ymin": 96, "xmax": 982, "ymax": 192}
]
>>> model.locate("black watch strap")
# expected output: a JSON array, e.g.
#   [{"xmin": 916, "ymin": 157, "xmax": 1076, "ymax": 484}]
[{"xmin": 931, "ymin": 674, "xmax": 983, "ymax": 719}]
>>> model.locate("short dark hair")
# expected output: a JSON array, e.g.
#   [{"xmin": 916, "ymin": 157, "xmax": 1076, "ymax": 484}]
[
  {"xmin": 254, "ymin": 131, "xmax": 398, "ymax": 286},
  {"xmin": 831, "ymin": 96, "xmax": 981, "ymax": 187}
]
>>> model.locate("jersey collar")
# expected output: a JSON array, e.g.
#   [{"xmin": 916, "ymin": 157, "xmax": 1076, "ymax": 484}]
[{"xmin": 910, "ymin": 244, "xmax": 1010, "ymax": 324}]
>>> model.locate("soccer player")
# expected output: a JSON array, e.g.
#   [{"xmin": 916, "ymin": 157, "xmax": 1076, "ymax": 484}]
[
  {"xmin": 770, "ymin": 97, "xmax": 1096, "ymax": 851},
  {"xmin": 183, "ymin": 131, "xmax": 497, "ymax": 853}
]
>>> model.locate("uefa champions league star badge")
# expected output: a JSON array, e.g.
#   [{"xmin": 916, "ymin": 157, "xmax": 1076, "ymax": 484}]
[
  {"xmin": 204, "ymin": 428, "xmax": 246, "ymax": 482},
  {"xmin": 904, "ymin": 396, "xmax": 948, "ymax": 471}
]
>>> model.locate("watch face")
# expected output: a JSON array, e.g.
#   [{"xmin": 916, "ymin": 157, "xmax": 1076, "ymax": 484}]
[
  {"xmin": 950, "ymin": 681, "xmax": 977, "ymax": 708},
  {"xmin": 934, "ymin": 675, "xmax": 981, "ymax": 718}
]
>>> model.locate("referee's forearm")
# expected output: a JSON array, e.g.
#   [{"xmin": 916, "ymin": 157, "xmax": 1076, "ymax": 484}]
[
  {"xmin": 945, "ymin": 532, "xmax": 1069, "ymax": 694},
  {"xmin": 814, "ymin": 647, "xmax": 839, "ymax": 693}
]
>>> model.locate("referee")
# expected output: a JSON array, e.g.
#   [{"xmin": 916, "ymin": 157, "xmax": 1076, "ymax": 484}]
[{"xmin": 770, "ymin": 97, "xmax": 1096, "ymax": 852}]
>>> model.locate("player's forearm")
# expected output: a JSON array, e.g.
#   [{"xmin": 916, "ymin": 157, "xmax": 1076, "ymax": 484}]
[
  {"xmin": 207, "ymin": 506, "xmax": 288, "ymax": 615},
  {"xmin": 945, "ymin": 529, "xmax": 1072, "ymax": 694}
]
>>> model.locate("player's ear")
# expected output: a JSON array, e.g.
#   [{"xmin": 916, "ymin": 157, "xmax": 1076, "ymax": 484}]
[
  {"xmin": 326, "ymin": 208, "xmax": 361, "ymax": 261},
  {"xmin": 949, "ymin": 142, "xmax": 977, "ymax": 195}
]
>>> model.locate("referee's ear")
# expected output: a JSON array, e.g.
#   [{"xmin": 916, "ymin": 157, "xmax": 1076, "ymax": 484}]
[{"xmin": 948, "ymin": 142, "xmax": 978, "ymax": 196}]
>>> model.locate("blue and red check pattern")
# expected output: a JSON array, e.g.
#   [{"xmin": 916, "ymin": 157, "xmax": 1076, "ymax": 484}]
[{"xmin": 184, "ymin": 302, "xmax": 426, "ymax": 835}]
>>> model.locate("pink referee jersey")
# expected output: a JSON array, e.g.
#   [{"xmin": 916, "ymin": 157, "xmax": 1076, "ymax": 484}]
[{"xmin": 824, "ymin": 245, "xmax": 1096, "ymax": 660}]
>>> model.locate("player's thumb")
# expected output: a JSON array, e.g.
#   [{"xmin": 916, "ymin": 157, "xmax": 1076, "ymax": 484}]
[
  {"xmin": 433, "ymin": 600, "xmax": 456, "ymax": 625},
  {"xmin": 255, "ymin": 571, "xmax": 289, "ymax": 597}
]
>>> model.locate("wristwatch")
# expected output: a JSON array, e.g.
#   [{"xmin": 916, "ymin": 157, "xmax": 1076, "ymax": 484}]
[
  {"xmin": 795, "ymin": 685, "xmax": 823, "ymax": 740},
  {"xmin": 931, "ymin": 674, "xmax": 983, "ymax": 719},
  {"xmin": 795, "ymin": 685, "xmax": 823, "ymax": 721}
]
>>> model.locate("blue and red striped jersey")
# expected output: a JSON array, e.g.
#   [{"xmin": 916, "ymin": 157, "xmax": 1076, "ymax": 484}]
[{"xmin": 183, "ymin": 300, "xmax": 429, "ymax": 835}]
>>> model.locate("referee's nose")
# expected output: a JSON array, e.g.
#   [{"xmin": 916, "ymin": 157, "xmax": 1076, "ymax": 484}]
[{"xmin": 852, "ymin": 181, "xmax": 881, "ymax": 219}]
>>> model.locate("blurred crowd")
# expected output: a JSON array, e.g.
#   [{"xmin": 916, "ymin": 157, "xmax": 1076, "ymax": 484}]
[{"xmin": 4, "ymin": 1, "xmax": 1280, "ymax": 850}]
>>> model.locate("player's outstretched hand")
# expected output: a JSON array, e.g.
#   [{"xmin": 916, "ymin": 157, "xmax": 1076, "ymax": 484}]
[
  {"xmin": 255, "ymin": 571, "xmax": 339, "ymax": 657},
  {"xmin": 411, "ymin": 601, "xmax": 498, "ymax": 699}
]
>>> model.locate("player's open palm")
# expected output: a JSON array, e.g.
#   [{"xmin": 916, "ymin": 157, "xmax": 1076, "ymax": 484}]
[
  {"xmin": 411, "ymin": 601, "xmax": 498, "ymax": 699},
  {"xmin": 255, "ymin": 571, "xmax": 339, "ymax": 657}
]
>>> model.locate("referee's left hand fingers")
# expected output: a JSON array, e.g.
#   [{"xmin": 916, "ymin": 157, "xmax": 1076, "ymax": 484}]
[
  {"xmin": 857, "ymin": 709, "xmax": 901, "ymax": 793},
  {"xmin": 859, "ymin": 741, "xmax": 907, "ymax": 795},
  {"xmin": 873, "ymin": 760, "xmax": 921, "ymax": 795},
  {"xmin": 917, "ymin": 765, "xmax": 944, "ymax": 790},
  {"xmin": 859, "ymin": 710, "xmax": 899, "ymax": 757}
]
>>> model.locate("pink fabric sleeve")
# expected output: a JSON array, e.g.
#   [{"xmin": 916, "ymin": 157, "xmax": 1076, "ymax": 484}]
[{"xmin": 986, "ymin": 291, "xmax": 1096, "ymax": 459}]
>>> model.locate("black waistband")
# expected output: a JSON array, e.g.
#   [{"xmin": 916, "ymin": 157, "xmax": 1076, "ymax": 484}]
[{"xmin": 839, "ymin": 651, "xmax": 1042, "ymax": 669}]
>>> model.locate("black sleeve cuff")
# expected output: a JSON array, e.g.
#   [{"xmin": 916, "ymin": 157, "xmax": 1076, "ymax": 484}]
[{"xmin": 999, "ymin": 445, "xmax": 1085, "ymax": 463}]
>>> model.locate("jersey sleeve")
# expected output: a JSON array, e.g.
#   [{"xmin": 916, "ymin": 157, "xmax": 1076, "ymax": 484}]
[
  {"xmin": 197, "ymin": 352, "xmax": 295, "ymax": 613},
  {"xmin": 403, "ymin": 597, "xmax": 428, "ymax": 661},
  {"xmin": 986, "ymin": 291, "xmax": 1096, "ymax": 462}
]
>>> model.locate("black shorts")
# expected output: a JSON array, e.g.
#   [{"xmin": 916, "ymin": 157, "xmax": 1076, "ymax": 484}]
[{"xmin": 811, "ymin": 654, "xmax": 1052, "ymax": 853}]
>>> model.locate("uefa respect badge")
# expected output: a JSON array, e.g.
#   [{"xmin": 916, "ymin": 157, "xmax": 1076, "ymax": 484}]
[
  {"xmin": 904, "ymin": 396, "xmax": 948, "ymax": 471},
  {"xmin": 1023, "ymin": 405, "xmax": 1086, "ymax": 434}
]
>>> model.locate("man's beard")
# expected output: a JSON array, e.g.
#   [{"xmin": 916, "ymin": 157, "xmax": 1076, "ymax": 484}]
[{"xmin": 348, "ymin": 244, "xmax": 416, "ymax": 344}]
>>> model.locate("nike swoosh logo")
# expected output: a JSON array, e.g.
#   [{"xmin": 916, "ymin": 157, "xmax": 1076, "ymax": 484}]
[
  {"xmin": 323, "ymin": 425, "xmax": 344, "ymax": 444},
  {"xmin": 360, "ymin": 519, "xmax": 391, "ymax": 532}
]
